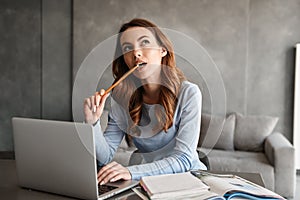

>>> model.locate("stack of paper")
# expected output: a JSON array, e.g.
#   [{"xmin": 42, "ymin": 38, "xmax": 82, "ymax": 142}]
[{"xmin": 139, "ymin": 172, "xmax": 221, "ymax": 199}]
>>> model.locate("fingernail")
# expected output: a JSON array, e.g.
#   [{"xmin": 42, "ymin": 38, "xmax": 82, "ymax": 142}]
[
  {"xmin": 110, "ymin": 178, "xmax": 114, "ymax": 182},
  {"xmin": 100, "ymin": 181, "xmax": 104, "ymax": 185},
  {"xmin": 93, "ymin": 106, "xmax": 96, "ymax": 113}
]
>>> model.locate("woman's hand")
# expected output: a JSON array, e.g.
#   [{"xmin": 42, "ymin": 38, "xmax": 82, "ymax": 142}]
[
  {"xmin": 97, "ymin": 161, "xmax": 132, "ymax": 185},
  {"xmin": 83, "ymin": 89, "xmax": 110, "ymax": 125}
]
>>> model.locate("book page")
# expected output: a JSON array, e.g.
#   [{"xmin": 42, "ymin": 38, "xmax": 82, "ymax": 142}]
[{"xmin": 200, "ymin": 175, "xmax": 283, "ymax": 199}]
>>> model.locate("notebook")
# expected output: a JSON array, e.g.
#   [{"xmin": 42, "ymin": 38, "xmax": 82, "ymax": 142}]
[
  {"xmin": 12, "ymin": 117, "xmax": 138, "ymax": 200},
  {"xmin": 139, "ymin": 172, "xmax": 218, "ymax": 199}
]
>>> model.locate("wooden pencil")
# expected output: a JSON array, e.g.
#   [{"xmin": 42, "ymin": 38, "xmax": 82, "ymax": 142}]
[{"xmin": 102, "ymin": 64, "xmax": 140, "ymax": 95}]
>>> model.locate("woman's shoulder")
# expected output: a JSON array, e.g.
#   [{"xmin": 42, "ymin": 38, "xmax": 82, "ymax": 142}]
[
  {"xmin": 109, "ymin": 97, "xmax": 128, "ymax": 120},
  {"xmin": 175, "ymin": 81, "xmax": 202, "ymax": 114},
  {"xmin": 179, "ymin": 81, "xmax": 202, "ymax": 97}
]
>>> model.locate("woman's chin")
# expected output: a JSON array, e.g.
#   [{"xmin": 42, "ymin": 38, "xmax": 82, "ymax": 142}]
[{"xmin": 133, "ymin": 73, "xmax": 148, "ymax": 80}]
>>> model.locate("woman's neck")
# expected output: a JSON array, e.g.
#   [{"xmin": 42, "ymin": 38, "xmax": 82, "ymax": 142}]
[{"xmin": 142, "ymin": 83, "xmax": 161, "ymax": 104}]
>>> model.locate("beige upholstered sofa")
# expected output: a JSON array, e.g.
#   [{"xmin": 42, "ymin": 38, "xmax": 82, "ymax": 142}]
[{"xmin": 198, "ymin": 112, "xmax": 295, "ymax": 198}]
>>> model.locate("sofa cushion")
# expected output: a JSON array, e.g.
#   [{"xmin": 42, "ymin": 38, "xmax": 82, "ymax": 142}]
[
  {"xmin": 198, "ymin": 147, "xmax": 275, "ymax": 191},
  {"xmin": 199, "ymin": 113, "xmax": 235, "ymax": 150},
  {"xmin": 234, "ymin": 113, "xmax": 278, "ymax": 152}
]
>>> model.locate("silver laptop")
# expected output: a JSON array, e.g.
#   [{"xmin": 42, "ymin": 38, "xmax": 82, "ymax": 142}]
[{"xmin": 12, "ymin": 117, "xmax": 139, "ymax": 200}]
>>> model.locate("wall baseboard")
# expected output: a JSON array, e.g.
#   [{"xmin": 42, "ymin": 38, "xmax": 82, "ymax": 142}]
[{"xmin": 0, "ymin": 151, "xmax": 15, "ymax": 159}]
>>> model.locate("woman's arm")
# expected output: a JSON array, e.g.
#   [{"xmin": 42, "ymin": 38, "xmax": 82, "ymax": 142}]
[
  {"xmin": 83, "ymin": 90, "xmax": 125, "ymax": 166},
  {"xmin": 94, "ymin": 115, "xmax": 125, "ymax": 166},
  {"xmin": 95, "ymin": 104, "xmax": 132, "ymax": 184}
]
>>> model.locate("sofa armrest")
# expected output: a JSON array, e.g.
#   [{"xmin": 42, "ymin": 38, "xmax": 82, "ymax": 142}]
[{"xmin": 264, "ymin": 132, "xmax": 295, "ymax": 198}]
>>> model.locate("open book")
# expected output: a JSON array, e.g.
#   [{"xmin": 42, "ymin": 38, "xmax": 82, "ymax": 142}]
[
  {"xmin": 137, "ymin": 171, "xmax": 285, "ymax": 200},
  {"xmin": 191, "ymin": 170, "xmax": 285, "ymax": 200}
]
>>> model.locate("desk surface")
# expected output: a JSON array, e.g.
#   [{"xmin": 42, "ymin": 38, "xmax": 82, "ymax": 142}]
[
  {"xmin": 0, "ymin": 159, "xmax": 265, "ymax": 200},
  {"xmin": 0, "ymin": 160, "xmax": 138, "ymax": 200}
]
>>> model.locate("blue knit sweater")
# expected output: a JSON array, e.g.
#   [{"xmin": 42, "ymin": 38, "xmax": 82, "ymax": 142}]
[{"xmin": 93, "ymin": 81, "xmax": 207, "ymax": 180}]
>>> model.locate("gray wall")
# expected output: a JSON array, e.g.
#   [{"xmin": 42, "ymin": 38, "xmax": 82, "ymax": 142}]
[
  {"xmin": 0, "ymin": 0, "xmax": 41, "ymax": 151},
  {"xmin": 1, "ymin": 0, "xmax": 299, "ymax": 152},
  {"xmin": 0, "ymin": 0, "xmax": 71, "ymax": 152}
]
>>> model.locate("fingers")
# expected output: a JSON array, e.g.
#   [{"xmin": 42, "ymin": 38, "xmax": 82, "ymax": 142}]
[
  {"xmin": 87, "ymin": 89, "xmax": 109, "ymax": 113},
  {"xmin": 100, "ymin": 89, "xmax": 105, "ymax": 96},
  {"xmin": 84, "ymin": 98, "xmax": 91, "ymax": 109},
  {"xmin": 95, "ymin": 89, "xmax": 104, "ymax": 106},
  {"xmin": 98, "ymin": 93, "xmax": 109, "ymax": 113},
  {"xmin": 98, "ymin": 161, "xmax": 118, "ymax": 184},
  {"xmin": 97, "ymin": 161, "xmax": 131, "ymax": 185},
  {"xmin": 95, "ymin": 90, "xmax": 110, "ymax": 114},
  {"xmin": 90, "ymin": 95, "xmax": 96, "ymax": 112},
  {"xmin": 83, "ymin": 89, "xmax": 110, "ymax": 124},
  {"xmin": 95, "ymin": 94, "xmax": 100, "ymax": 107}
]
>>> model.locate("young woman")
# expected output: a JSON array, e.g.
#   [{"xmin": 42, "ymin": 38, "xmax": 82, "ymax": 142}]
[{"xmin": 83, "ymin": 18, "xmax": 206, "ymax": 185}]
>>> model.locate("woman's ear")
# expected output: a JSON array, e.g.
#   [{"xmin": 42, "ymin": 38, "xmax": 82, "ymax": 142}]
[{"xmin": 161, "ymin": 47, "xmax": 167, "ymax": 57}]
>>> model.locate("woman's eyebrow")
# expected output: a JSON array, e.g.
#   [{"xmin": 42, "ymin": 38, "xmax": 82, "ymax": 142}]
[
  {"xmin": 121, "ymin": 35, "xmax": 150, "ymax": 47},
  {"xmin": 137, "ymin": 35, "xmax": 150, "ymax": 41},
  {"xmin": 121, "ymin": 42, "xmax": 131, "ymax": 47}
]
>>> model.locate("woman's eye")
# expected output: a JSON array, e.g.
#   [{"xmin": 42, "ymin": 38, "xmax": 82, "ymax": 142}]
[
  {"xmin": 123, "ymin": 46, "xmax": 132, "ymax": 53},
  {"xmin": 141, "ymin": 39, "xmax": 150, "ymax": 46}
]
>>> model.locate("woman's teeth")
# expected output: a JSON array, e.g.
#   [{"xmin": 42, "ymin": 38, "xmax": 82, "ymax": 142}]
[{"xmin": 138, "ymin": 62, "xmax": 147, "ymax": 67}]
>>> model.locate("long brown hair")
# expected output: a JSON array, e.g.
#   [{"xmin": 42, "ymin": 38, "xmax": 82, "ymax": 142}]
[{"xmin": 112, "ymin": 18, "xmax": 186, "ymax": 134}]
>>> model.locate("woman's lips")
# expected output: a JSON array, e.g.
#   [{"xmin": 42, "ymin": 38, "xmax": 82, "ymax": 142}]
[
  {"xmin": 136, "ymin": 62, "xmax": 147, "ymax": 67},
  {"xmin": 136, "ymin": 62, "xmax": 147, "ymax": 71}
]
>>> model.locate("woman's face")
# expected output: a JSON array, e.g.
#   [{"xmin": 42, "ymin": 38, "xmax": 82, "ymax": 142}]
[{"xmin": 120, "ymin": 27, "xmax": 167, "ymax": 81}]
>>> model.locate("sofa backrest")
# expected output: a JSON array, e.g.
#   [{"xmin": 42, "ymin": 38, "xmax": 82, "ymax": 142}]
[{"xmin": 199, "ymin": 112, "xmax": 279, "ymax": 152}]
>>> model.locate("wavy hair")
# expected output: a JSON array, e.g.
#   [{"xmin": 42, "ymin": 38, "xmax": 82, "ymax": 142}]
[{"xmin": 111, "ymin": 18, "xmax": 186, "ymax": 134}]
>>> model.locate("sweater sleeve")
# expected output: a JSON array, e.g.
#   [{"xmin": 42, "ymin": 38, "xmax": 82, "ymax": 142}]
[
  {"xmin": 127, "ymin": 84, "xmax": 206, "ymax": 180},
  {"xmin": 94, "ymin": 114, "xmax": 125, "ymax": 166}
]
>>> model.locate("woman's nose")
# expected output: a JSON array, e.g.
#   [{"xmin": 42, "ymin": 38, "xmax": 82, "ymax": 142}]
[{"xmin": 133, "ymin": 48, "xmax": 142, "ymax": 58}]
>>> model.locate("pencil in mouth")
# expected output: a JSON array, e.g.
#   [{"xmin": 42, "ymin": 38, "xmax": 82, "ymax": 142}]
[{"xmin": 102, "ymin": 63, "xmax": 145, "ymax": 96}]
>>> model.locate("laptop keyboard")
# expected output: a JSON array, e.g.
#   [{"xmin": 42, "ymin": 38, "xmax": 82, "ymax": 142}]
[{"xmin": 98, "ymin": 185, "xmax": 118, "ymax": 195}]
